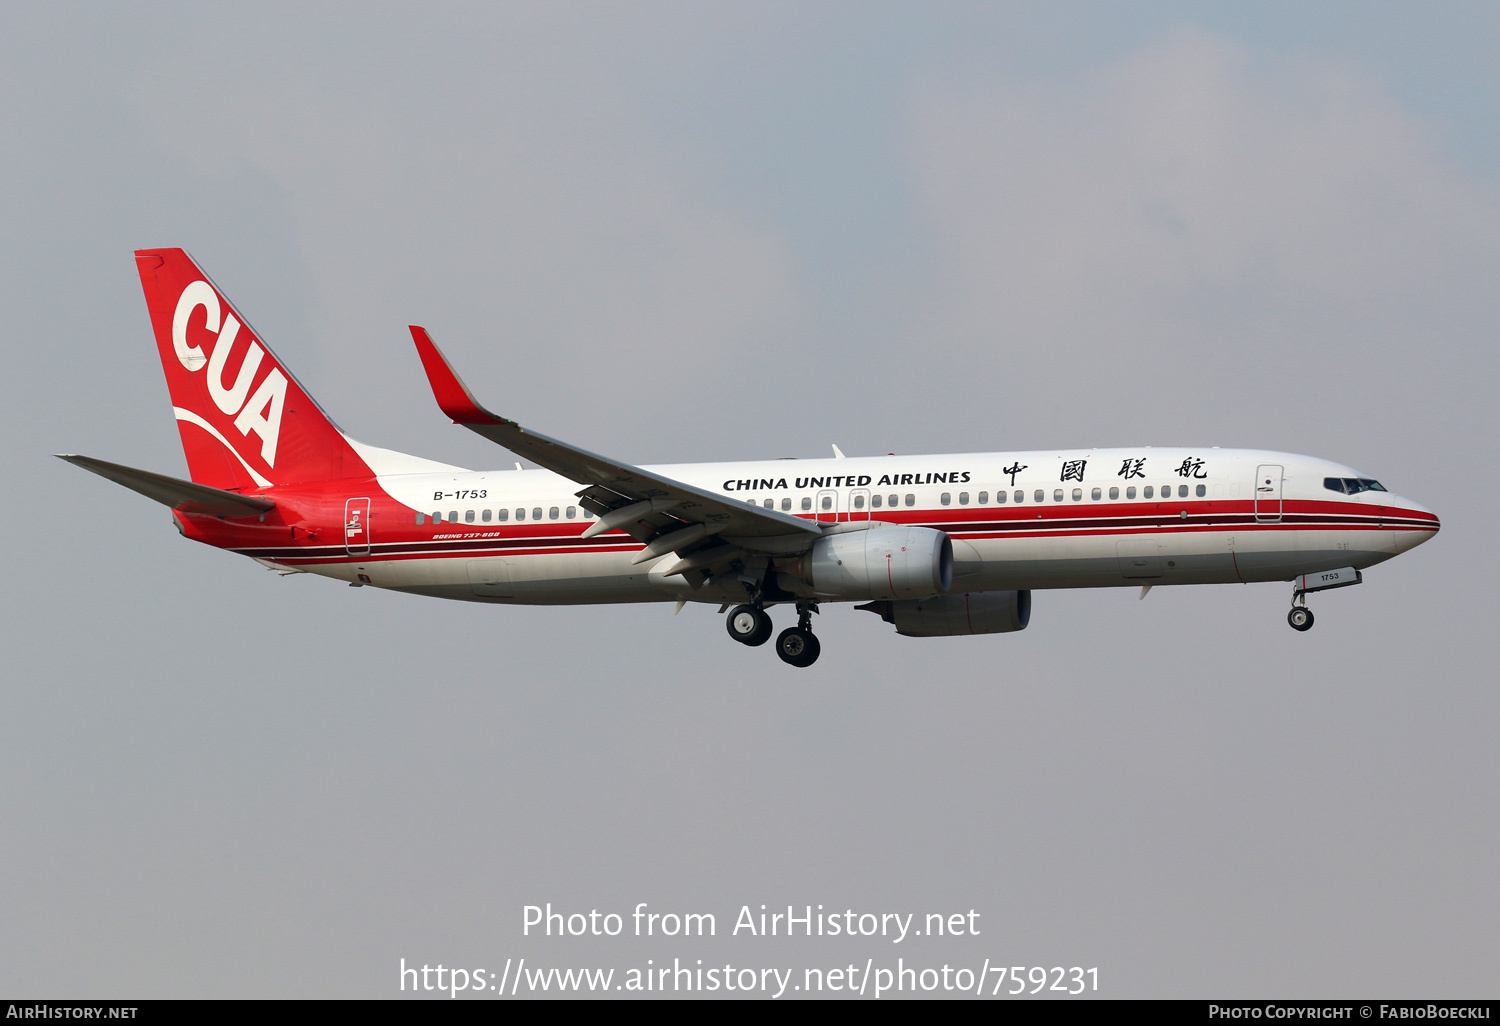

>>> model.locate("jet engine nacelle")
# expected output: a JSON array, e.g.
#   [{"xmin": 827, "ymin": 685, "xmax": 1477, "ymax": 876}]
[
  {"xmin": 801, "ymin": 526, "xmax": 953, "ymax": 601},
  {"xmin": 860, "ymin": 590, "xmax": 1032, "ymax": 637}
]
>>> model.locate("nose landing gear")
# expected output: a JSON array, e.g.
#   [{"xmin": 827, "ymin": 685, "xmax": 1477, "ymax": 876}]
[
  {"xmin": 1285, "ymin": 566, "xmax": 1361, "ymax": 632},
  {"xmin": 1288, "ymin": 583, "xmax": 1316, "ymax": 631}
]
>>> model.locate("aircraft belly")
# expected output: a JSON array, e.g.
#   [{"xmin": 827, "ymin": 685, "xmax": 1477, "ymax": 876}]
[
  {"xmin": 961, "ymin": 533, "xmax": 1243, "ymax": 589},
  {"xmin": 374, "ymin": 551, "xmax": 663, "ymax": 605}
]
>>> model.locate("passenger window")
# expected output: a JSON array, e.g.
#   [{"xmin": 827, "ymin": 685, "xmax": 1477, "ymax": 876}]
[
  {"xmin": 497, "ymin": 508, "xmax": 509, "ymax": 521},
  {"xmin": 1108, "ymin": 487, "xmax": 1119, "ymax": 500},
  {"xmin": 1091, "ymin": 487, "xmax": 1101, "ymax": 500},
  {"xmin": 888, "ymin": 494, "xmax": 898, "ymax": 507},
  {"xmin": 940, "ymin": 492, "xmax": 951, "ymax": 506},
  {"xmin": 1178, "ymin": 484, "xmax": 1188, "ymax": 498},
  {"xmin": 1126, "ymin": 487, "xmax": 1136, "ymax": 500},
  {"xmin": 1053, "ymin": 489, "xmax": 1063, "ymax": 502},
  {"xmin": 1143, "ymin": 486, "xmax": 1153, "ymax": 499},
  {"xmin": 431, "ymin": 511, "xmax": 441, "ymax": 523},
  {"xmin": 1033, "ymin": 490, "xmax": 1043, "ymax": 502},
  {"xmin": 871, "ymin": 494, "xmax": 883, "ymax": 508},
  {"xmin": 1014, "ymin": 490, "xmax": 1023, "ymax": 503},
  {"xmin": 549, "ymin": 507, "xmax": 559, "ymax": 520},
  {"xmin": 978, "ymin": 491, "xmax": 988, "ymax": 504},
  {"xmin": 801, "ymin": 497, "xmax": 812, "ymax": 511},
  {"xmin": 995, "ymin": 490, "xmax": 1007, "ymax": 504},
  {"xmin": 905, "ymin": 494, "xmax": 916, "ymax": 507},
  {"xmin": 1195, "ymin": 484, "xmax": 1205, "ymax": 497},
  {"xmin": 566, "ymin": 506, "xmax": 576, "ymax": 519},
  {"xmin": 465, "ymin": 510, "xmax": 475, "ymax": 523},
  {"xmin": 516, "ymin": 508, "xmax": 525, "ymax": 521},
  {"xmin": 821, "ymin": 495, "xmax": 832, "ymax": 511},
  {"xmin": 763, "ymin": 498, "xmax": 773, "ymax": 509},
  {"xmin": 853, "ymin": 494, "xmax": 866, "ymax": 509},
  {"xmin": 482, "ymin": 509, "xmax": 492, "ymax": 522},
  {"xmin": 415, "ymin": 512, "xmax": 425, "ymax": 525},
  {"xmin": 781, "ymin": 498, "xmax": 792, "ymax": 511},
  {"xmin": 449, "ymin": 510, "xmax": 459, "ymax": 522},
  {"xmin": 533, "ymin": 507, "xmax": 543, "ymax": 520},
  {"xmin": 959, "ymin": 492, "xmax": 969, "ymax": 505},
  {"xmin": 1071, "ymin": 488, "xmax": 1082, "ymax": 501}
]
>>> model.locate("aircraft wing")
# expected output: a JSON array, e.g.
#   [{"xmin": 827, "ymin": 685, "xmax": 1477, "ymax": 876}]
[
  {"xmin": 57, "ymin": 454, "xmax": 276, "ymax": 517},
  {"xmin": 410, "ymin": 328, "xmax": 820, "ymax": 568}
]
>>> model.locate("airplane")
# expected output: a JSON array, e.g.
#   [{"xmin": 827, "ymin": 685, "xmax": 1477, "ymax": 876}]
[{"xmin": 59, "ymin": 249, "xmax": 1440, "ymax": 668}]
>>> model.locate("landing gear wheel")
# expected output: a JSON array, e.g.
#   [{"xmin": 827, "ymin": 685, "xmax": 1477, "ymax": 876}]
[
  {"xmin": 1287, "ymin": 607, "xmax": 1314, "ymax": 632},
  {"xmin": 775, "ymin": 626, "xmax": 821, "ymax": 667},
  {"xmin": 726, "ymin": 605, "xmax": 772, "ymax": 647}
]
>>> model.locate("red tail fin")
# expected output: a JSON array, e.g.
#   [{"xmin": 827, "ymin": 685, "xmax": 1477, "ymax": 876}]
[{"xmin": 135, "ymin": 249, "xmax": 363, "ymax": 490}]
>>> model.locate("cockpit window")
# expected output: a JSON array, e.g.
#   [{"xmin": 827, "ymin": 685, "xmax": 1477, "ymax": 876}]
[{"xmin": 1325, "ymin": 476, "xmax": 1388, "ymax": 495}]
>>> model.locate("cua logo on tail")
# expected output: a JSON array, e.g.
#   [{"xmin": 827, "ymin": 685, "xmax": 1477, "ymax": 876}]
[
  {"xmin": 137, "ymin": 248, "xmax": 367, "ymax": 490},
  {"xmin": 171, "ymin": 280, "xmax": 288, "ymax": 468}
]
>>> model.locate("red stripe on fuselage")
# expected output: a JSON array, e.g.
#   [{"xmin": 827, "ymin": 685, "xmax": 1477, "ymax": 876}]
[{"xmin": 199, "ymin": 487, "xmax": 1435, "ymax": 567}]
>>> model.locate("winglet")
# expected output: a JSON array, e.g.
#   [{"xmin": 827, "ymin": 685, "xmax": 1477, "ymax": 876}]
[{"xmin": 409, "ymin": 326, "xmax": 512, "ymax": 426}]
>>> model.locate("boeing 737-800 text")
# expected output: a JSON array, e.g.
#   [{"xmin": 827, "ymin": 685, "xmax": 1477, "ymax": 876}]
[{"xmin": 60, "ymin": 250, "xmax": 1440, "ymax": 667}]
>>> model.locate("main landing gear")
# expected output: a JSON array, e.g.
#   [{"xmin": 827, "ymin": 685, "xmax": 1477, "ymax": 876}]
[
  {"xmin": 725, "ymin": 602, "xmax": 821, "ymax": 667},
  {"xmin": 725, "ymin": 604, "xmax": 772, "ymax": 646}
]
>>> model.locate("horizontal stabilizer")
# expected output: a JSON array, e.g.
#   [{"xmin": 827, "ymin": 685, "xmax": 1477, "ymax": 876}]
[{"xmin": 56, "ymin": 454, "xmax": 276, "ymax": 517}]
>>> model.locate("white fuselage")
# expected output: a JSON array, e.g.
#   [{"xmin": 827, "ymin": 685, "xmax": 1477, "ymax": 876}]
[{"xmin": 244, "ymin": 447, "xmax": 1438, "ymax": 606}]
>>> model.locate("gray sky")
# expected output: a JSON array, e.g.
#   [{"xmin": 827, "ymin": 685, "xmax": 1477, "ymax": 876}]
[{"xmin": 2, "ymin": 2, "xmax": 1496, "ymax": 998}]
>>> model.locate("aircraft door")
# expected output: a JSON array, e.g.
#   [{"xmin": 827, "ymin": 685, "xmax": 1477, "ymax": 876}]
[
  {"xmin": 344, "ymin": 497, "xmax": 371, "ymax": 555},
  {"xmin": 816, "ymin": 489, "xmax": 839, "ymax": 524},
  {"xmin": 1254, "ymin": 465, "xmax": 1284, "ymax": 523},
  {"xmin": 849, "ymin": 488, "xmax": 870, "ymax": 522}
]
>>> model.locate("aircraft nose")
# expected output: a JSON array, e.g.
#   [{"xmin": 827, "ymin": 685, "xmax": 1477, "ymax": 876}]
[
  {"xmin": 1386, "ymin": 494, "xmax": 1439, "ymax": 552},
  {"xmin": 1401, "ymin": 496, "xmax": 1439, "ymax": 530}
]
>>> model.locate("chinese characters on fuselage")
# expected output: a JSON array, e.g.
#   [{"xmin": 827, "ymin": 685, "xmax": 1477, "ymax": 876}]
[{"xmin": 720, "ymin": 458, "xmax": 1208, "ymax": 493}]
